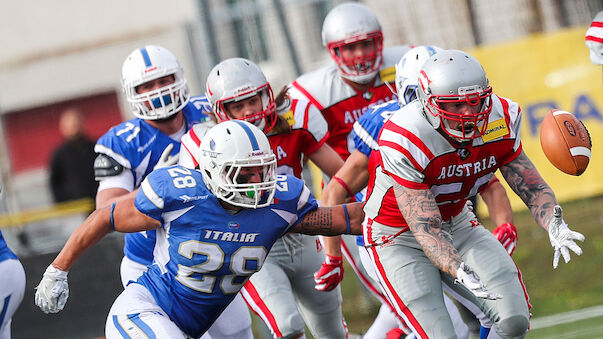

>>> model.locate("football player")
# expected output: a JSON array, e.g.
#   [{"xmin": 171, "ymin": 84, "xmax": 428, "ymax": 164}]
[
  {"xmin": 286, "ymin": 2, "xmax": 411, "ymax": 331},
  {"xmin": 34, "ymin": 120, "xmax": 364, "ymax": 339},
  {"xmin": 586, "ymin": 11, "xmax": 603, "ymax": 65},
  {"xmin": 323, "ymin": 45, "xmax": 521, "ymax": 339},
  {"xmin": 93, "ymin": 45, "xmax": 251, "ymax": 339},
  {"xmin": 0, "ymin": 178, "xmax": 25, "ymax": 339},
  {"xmin": 181, "ymin": 58, "xmax": 347, "ymax": 339},
  {"xmin": 362, "ymin": 49, "xmax": 584, "ymax": 337}
]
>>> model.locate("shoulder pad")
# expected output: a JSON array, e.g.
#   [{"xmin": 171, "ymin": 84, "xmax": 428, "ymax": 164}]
[{"xmin": 94, "ymin": 154, "xmax": 124, "ymax": 180}]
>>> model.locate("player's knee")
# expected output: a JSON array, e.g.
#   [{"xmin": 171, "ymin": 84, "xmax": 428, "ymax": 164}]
[
  {"xmin": 279, "ymin": 331, "xmax": 306, "ymax": 339},
  {"xmin": 275, "ymin": 314, "xmax": 305, "ymax": 339},
  {"xmin": 496, "ymin": 314, "xmax": 529, "ymax": 338}
]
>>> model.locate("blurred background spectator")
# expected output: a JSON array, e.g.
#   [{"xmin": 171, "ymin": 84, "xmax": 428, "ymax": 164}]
[{"xmin": 49, "ymin": 107, "xmax": 98, "ymax": 204}]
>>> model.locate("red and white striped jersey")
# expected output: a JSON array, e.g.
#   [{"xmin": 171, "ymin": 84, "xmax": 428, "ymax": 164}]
[
  {"xmin": 268, "ymin": 97, "xmax": 329, "ymax": 178},
  {"xmin": 179, "ymin": 97, "xmax": 328, "ymax": 179},
  {"xmin": 289, "ymin": 46, "xmax": 410, "ymax": 160},
  {"xmin": 364, "ymin": 94, "xmax": 522, "ymax": 230}
]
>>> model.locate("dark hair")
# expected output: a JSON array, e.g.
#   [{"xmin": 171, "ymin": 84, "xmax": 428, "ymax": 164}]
[{"xmin": 270, "ymin": 86, "xmax": 292, "ymax": 135}]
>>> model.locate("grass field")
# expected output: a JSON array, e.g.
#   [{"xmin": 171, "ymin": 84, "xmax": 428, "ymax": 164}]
[{"xmin": 528, "ymin": 315, "xmax": 603, "ymax": 338}]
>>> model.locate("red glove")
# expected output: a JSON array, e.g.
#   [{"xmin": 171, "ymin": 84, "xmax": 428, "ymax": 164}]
[
  {"xmin": 314, "ymin": 255, "xmax": 344, "ymax": 291},
  {"xmin": 492, "ymin": 223, "xmax": 518, "ymax": 256}
]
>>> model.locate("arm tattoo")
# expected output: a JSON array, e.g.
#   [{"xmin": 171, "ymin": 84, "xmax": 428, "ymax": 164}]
[
  {"xmin": 394, "ymin": 184, "xmax": 462, "ymax": 277},
  {"xmin": 500, "ymin": 151, "xmax": 557, "ymax": 228},
  {"xmin": 295, "ymin": 208, "xmax": 334, "ymax": 235}
]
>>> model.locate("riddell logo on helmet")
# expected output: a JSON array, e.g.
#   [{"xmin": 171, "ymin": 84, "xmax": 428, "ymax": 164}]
[
  {"xmin": 144, "ymin": 66, "xmax": 158, "ymax": 73},
  {"xmin": 202, "ymin": 149, "xmax": 219, "ymax": 158},
  {"xmin": 250, "ymin": 150, "xmax": 265, "ymax": 156}
]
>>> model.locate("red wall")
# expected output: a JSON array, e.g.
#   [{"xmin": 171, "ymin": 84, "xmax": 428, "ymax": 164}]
[{"xmin": 2, "ymin": 92, "xmax": 124, "ymax": 173}]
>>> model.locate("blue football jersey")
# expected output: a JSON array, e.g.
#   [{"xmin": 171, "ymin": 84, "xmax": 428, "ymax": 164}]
[
  {"xmin": 0, "ymin": 230, "xmax": 17, "ymax": 262},
  {"xmin": 351, "ymin": 99, "xmax": 400, "ymax": 207},
  {"xmin": 95, "ymin": 95, "xmax": 211, "ymax": 265},
  {"xmin": 352, "ymin": 99, "xmax": 400, "ymax": 158},
  {"xmin": 133, "ymin": 167, "xmax": 318, "ymax": 338}
]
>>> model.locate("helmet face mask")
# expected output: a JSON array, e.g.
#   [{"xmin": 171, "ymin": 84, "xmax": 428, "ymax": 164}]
[
  {"xmin": 326, "ymin": 32, "xmax": 384, "ymax": 83},
  {"xmin": 206, "ymin": 58, "xmax": 277, "ymax": 133},
  {"xmin": 417, "ymin": 50, "xmax": 493, "ymax": 142},
  {"xmin": 427, "ymin": 89, "xmax": 493, "ymax": 140},
  {"xmin": 322, "ymin": 2, "xmax": 384, "ymax": 84},
  {"xmin": 198, "ymin": 120, "xmax": 277, "ymax": 209},
  {"xmin": 122, "ymin": 46, "xmax": 190, "ymax": 120}
]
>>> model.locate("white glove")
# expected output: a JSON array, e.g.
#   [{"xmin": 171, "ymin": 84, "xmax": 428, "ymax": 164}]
[
  {"xmin": 35, "ymin": 264, "xmax": 69, "ymax": 314},
  {"xmin": 154, "ymin": 143, "xmax": 179, "ymax": 170},
  {"xmin": 455, "ymin": 262, "xmax": 502, "ymax": 300},
  {"xmin": 548, "ymin": 205, "xmax": 585, "ymax": 269}
]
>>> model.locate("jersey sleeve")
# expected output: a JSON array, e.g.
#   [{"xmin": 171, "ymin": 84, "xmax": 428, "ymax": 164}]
[
  {"xmin": 353, "ymin": 113, "xmax": 382, "ymax": 157},
  {"xmin": 135, "ymin": 166, "xmax": 202, "ymax": 223},
  {"xmin": 179, "ymin": 121, "xmax": 215, "ymax": 169},
  {"xmin": 495, "ymin": 96, "xmax": 523, "ymax": 166},
  {"xmin": 271, "ymin": 175, "xmax": 319, "ymax": 231},
  {"xmin": 284, "ymin": 99, "xmax": 329, "ymax": 156},
  {"xmin": 136, "ymin": 170, "xmax": 169, "ymax": 223},
  {"xmin": 378, "ymin": 120, "xmax": 429, "ymax": 189},
  {"xmin": 353, "ymin": 100, "xmax": 399, "ymax": 157},
  {"xmin": 586, "ymin": 11, "xmax": 603, "ymax": 65}
]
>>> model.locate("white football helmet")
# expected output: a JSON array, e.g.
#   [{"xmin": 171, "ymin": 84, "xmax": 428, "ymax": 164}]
[
  {"xmin": 417, "ymin": 50, "xmax": 493, "ymax": 141},
  {"xmin": 322, "ymin": 2, "xmax": 384, "ymax": 84},
  {"xmin": 179, "ymin": 121, "xmax": 216, "ymax": 169},
  {"xmin": 121, "ymin": 45, "xmax": 190, "ymax": 120},
  {"xmin": 198, "ymin": 120, "xmax": 277, "ymax": 209},
  {"xmin": 395, "ymin": 45, "xmax": 443, "ymax": 106},
  {"xmin": 206, "ymin": 58, "xmax": 276, "ymax": 132}
]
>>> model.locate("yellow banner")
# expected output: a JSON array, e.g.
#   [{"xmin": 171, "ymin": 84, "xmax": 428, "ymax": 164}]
[{"xmin": 471, "ymin": 27, "xmax": 602, "ymax": 212}]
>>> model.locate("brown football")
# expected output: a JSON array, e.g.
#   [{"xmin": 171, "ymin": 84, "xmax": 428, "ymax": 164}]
[{"xmin": 540, "ymin": 109, "xmax": 591, "ymax": 176}]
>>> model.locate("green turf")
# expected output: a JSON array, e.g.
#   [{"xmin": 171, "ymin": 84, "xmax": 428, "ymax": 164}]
[{"xmin": 527, "ymin": 315, "xmax": 603, "ymax": 338}]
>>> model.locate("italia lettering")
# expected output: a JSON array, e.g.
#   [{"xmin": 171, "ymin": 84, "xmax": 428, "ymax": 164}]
[
  {"xmin": 204, "ymin": 230, "xmax": 260, "ymax": 243},
  {"xmin": 437, "ymin": 155, "xmax": 498, "ymax": 179}
]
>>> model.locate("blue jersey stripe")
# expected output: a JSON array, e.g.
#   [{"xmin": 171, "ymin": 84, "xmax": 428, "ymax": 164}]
[
  {"xmin": 140, "ymin": 48, "xmax": 152, "ymax": 67},
  {"xmin": 233, "ymin": 120, "xmax": 259, "ymax": 150},
  {"xmin": 112, "ymin": 315, "xmax": 132, "ymax": 339},
  {"xmin": 129, "ymin": 313, "xmax": 157, "ymax": 339}
]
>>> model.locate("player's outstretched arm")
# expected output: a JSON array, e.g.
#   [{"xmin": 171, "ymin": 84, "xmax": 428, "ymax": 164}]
[
  {"xmin": 35, "ymin": 194, "xmax": 160, "ymax": 314},
  {"xmin": 320, "ymin": 150, "xmax": 370, "ymax": 257},
  {"xmin": 500, "ymin": 150, "xmax": 584, "ymax": 268},
  {"xmin": 293, "ymin": 202, "xmax": 364, "ymax": 236},
  {"xmin": 308, "ymin": 143, "xmax": 344, "ymax": 178},
  {"xmin": 322, "ymin": 150, "xmax": 370, "ymax": 206},
  {"xmin": 499, "ymin": 150, "xmax": 556, "ymax": 228}
]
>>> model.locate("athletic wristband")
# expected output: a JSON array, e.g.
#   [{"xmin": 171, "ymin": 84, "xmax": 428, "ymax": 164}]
[
  {"xmin": 332, "ymin": 176, "xmax": 354, "ymax": 198},
  {"xmin": 343, "ymin": 204, "xmax": 351, "ymax": 234},
  {"xmin": 110, "ymin": 202, "xmax": 117, "ymax": 231}
]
